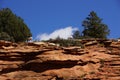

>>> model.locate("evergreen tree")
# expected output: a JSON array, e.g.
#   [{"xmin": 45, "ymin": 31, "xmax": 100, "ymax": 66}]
[
  {"xmin": 82, "ymin": 11, "xmax": 110, "ymax": 38},
  {"xmin": 0, "ymin": 8, "xmax": 32, "ymax": 42},
  {"xmin": 0, "ymin": 32, "xmax": 14, "ymax": 41},
  {"xmin": 72, "ymin": 30, "xmax": 81, "ymax": 39}
]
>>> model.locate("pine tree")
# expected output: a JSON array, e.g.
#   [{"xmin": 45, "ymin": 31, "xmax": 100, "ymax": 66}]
[
  {"xmin": 0, "ymin": 32, "xmax": 14, "ymax": 41},
  {"xmin": 72, "ymin": 30, "xmax": 81, "ymax": 39},
  {"xmin": 82, "ymin": 11, "xmax": 110, "ymax": 38},
  {"xmin": 0, "ymin": 8, "xmax": 32, "ymax": 42}
]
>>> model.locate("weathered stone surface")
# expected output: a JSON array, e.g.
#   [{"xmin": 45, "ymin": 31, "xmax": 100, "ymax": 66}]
[
  {"xmin": 0, "ymin": 40, "xmax": 120, "ymax": 80},
  {"xmin": 85, "ymin": 41, "xmax": 98, "ymax": 46},
  {"xmin": 0, "ymin": 40, "xmax": 17, "ymax": 48},
  {"xmin": 63, "ymin": 47, "xmax": 89, "ymax": 55}
]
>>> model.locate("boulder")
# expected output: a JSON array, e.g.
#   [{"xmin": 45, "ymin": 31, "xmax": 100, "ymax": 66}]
[
  {"xmin": 63, "ymin": 47, "xmax": 88, "ymax": 55},
  {"xmin": 0, "ymin": 40, "xmax": 17, "ymax": 49},
  {"xmin": 85, "ymin": 41, "xmax": 98, "ymax": 46},
  {"xmin": 103, "ymin": 40, "xmax": 112, "ymax": 47},
  {"xmin": 28, "ymin": 42, "xmax": 48, "ymax": 47}
]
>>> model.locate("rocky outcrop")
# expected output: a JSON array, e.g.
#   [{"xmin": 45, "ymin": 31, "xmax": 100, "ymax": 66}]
[
  {"xmin": 0, "ymin": 40, "xmax": 17, "ymax": 49},
  {"xmin": 63, "ymin": 47, "xmax": 89, "ymax": 55},
  {"xmin": 0, "ymin": 40, "xmax": 120, "ymax": 80}
]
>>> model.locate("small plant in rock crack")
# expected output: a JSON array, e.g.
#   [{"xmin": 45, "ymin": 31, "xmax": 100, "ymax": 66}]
[
  {"xmin": 108, "ymin": 47, "xmax": 113, "ymax": 51},
  {"xmin": 89, "ymin": 71, "xmax": 95, "ymax": 74},
  {"xmin": 99, "ymin": 43, "xmax": 105, "ymax": 47},
  {"xmin": 100, "ymin": 59, "xmax": 105, "ymax": 68},
  {"xmin": 80, "ymin": 73, "xmax": 87, "ymax": 79},
  {"xmin": 98, "ymin": 68, "xmax": 103, "ymax": 72}
]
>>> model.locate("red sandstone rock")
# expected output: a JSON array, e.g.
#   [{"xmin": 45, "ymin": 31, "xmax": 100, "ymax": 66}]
[{"xmin": 0, "ymin": 40, "xmax": 120, "ymax": 80}]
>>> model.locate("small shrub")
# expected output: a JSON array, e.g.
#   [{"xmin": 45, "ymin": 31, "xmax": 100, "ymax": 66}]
[
  {"xmin": 0, "ymin": 32, "xmax": 15, "ymax": 42},
  {"xmin": 80, "ymin": 73, "xmax": 87, "ymax": 78},
  {"xmin": 47, "ymin": 38, "xmax": 84, "ymax": 47},
  {"xmin": 89, "ymin": 71, "xmax": 95, "ymax": 74},
  {"xmin": 100, "ymin": 59, "xmax": 105, "ymax": 68}
]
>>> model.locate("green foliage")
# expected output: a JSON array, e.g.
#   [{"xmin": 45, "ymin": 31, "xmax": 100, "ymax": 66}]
[
  {"xmin": 0, "ymin": 8, "xmax": 32, "ymax": 42},
  {"xmin": 72, "ymin": 30, "xmax": 81, "ymax": 39},
  {"xmin": 0, "ymin": 32, "xmax": 14, "ymax": 41},
  {"xmin": 48, "ymin": 37, "xmax": 83, "ymax": 47},
  {"xmin": 82, "ymin": 11, "xmax": 110, "ymax": 39}
]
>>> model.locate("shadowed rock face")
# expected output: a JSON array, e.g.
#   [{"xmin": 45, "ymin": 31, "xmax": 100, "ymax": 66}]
[{"xmin": 0, "ymin": 39, "xmax": 120, "ymax": 80}]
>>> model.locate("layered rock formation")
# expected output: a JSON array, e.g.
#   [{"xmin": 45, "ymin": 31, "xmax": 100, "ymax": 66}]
[{"xmin": 0, "ymin": 40, "xmax": 120, "ymax": 80}]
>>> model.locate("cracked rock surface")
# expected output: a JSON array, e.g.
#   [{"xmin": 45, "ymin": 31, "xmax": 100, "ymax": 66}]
[{"xmin": 0, "ymin": 40, "xmax": 120, "ymax": 80}]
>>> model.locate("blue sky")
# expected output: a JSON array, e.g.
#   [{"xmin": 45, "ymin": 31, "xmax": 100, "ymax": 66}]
[{"xmin": 1, "ymin": 0, "xmax": 120, "ymax": 40}]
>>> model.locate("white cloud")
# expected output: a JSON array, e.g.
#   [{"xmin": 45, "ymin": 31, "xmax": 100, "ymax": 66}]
[{"xmin": 36, "ymin": 26, "xmax": 78, "ymax": 41}]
